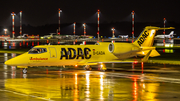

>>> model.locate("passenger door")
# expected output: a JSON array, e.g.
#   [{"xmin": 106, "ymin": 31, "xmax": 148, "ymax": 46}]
[{"xmin": 48, "ymin": 47, "xmax": 57, "ymax": 58}]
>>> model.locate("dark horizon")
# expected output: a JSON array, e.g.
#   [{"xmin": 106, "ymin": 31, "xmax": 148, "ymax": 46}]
[
  {"xmin": 0, "ymin": 0, "xmax": 180, "ymax": 26},
  {"xmin": 1, "ymin": 0, "xmax": 180, "ymax": 37}
]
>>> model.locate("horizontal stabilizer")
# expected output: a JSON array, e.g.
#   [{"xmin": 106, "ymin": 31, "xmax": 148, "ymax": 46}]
[
  {"xmin": 156, "ymin": 27, "xmax": 175, "ymax": 30},
  {"xmin": 142, "ymin": 50, "xmax": 152, "ymax": 62},
  {"xmin": 138, "ymin": 49, "xmax": 160, "ymax": 57},
  {"xmin": 150, "ymin": 50, "xmax": 160, "ymax": 57}
]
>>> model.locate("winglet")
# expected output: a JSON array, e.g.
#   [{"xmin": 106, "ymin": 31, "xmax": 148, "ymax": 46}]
[{"xmin": 141, "ymin": 50, "xmax": 152, "ymax": 62}]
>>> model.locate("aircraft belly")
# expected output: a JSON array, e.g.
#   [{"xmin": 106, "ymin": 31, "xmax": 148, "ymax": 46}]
[{"xmin": 114, "ymin": 51, "xmax": 137, "ymax": 60}]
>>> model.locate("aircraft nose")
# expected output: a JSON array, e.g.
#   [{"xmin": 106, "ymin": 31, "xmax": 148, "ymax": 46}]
[
  {"xmin": 4, "ymin": 53, "xmax": 29, "ymax": 66},
  {"xmin": 5, "ymin": 60, "xmax": 12, "ymax": 65}
]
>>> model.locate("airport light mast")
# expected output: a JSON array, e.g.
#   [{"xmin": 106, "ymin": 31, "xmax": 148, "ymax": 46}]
[
  {"xmin": 163, "ymin": 18, "xmax": 166, "ymax": 36},
  {"xmin": 58, "ymin": 8, "xmax": 62, "ymax": 35},
  {"xmin": 163, "ymin": 18, "xmax": 166, "ymax": 45},
  {"xmin": 111, "ymin": 27, "xmax": 115, "ymax": 38},
  {"xmin": 4, "ymin": 29, "xmax": 7, "ymax": 35},
  {"xmin": 97, "ymin": 9, "xmax": 100, "ymax": 40},
  {"xmin": 83, "ymin": 23, "xmax": 86, "ymax": 37},
  {"xmin": 11, "ymin": 12, "xmax": 16, "ymax": 39},
  {"xmin": 73, "ymin": 22, "xmax": 76, "ymax": 36},
  {"xmin": 131, "ymin": 11, "xmax": 135, "ymax": 42},
  {"xmin": 20, "ymin": 11, "xmax": 22, "ymax": 35},
  {"xmin": 164, "ymin": 18, "xmax": 166, "ymax": 34}
]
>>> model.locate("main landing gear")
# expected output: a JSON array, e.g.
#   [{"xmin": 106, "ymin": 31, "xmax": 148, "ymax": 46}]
[
  {"xmin": 22, "ymin": 68, "xmax": 27, "ymax": 74},
  {"xmin": 84, "ymin": 65, "xmax": 92, "ymax": 70}
]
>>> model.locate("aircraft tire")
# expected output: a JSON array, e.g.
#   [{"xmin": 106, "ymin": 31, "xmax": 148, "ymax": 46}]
[
  {"xmin": 84, "ymin": 65, "xmax": 90, "ymax": 70},
  {"xmin": 23, "ymin": 68, "xmax": 27, "ymax": 74},
  {"xmin": 83, "ymin": 67, "xmax": 87, "ymax": 70}
]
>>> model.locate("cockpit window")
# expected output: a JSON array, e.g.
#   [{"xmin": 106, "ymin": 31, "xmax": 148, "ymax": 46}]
[{"xmin": 28, "ymin": 48, "xmax": 47, "ymax": 54}]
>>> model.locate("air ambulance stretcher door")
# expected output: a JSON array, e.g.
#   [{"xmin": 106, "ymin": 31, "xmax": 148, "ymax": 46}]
[{"xmin": 48, "ymin": 47, "xmax": 57, "ymax": 58}]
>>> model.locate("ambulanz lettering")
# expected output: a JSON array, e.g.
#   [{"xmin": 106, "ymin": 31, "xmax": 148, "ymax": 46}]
[{"xmin": 30, "ymin": 57, "xmax": 48, "ymax": 60}]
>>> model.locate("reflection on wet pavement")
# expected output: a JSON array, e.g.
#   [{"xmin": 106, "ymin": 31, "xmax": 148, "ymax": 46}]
[
  {"xmin": 1, "ymin": 70, "xmax": 180, "ymax": 101},
  {"xmin": 1, "ymin": 53, "xmax": 180, "ymax": 101}
]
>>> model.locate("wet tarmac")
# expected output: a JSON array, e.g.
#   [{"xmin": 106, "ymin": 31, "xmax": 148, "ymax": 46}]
[{"xmin": 1, "ymin": 53, "xmax": 180, "ymax": 101}]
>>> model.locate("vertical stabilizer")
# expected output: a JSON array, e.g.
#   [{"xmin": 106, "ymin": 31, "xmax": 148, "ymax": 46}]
[
  {"xmin": 133, "ymin": 26, "xmax": 175, "ymax": 47},
  {"xmin": 133, "ymin": 26, "xmax": 158, "ymax": 47},
  {"xmin": 169, "ymin": 31, "xmax": 174, "ymax": 35}
]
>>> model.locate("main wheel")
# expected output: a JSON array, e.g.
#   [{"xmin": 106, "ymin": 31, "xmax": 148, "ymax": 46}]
[
  {"xmin": 22, "ymin": 68, "xmax": 27, "ymax": 74},
  {"xmin": 84, "ymin": 65, "xmax": 91, "ymax": 70}
]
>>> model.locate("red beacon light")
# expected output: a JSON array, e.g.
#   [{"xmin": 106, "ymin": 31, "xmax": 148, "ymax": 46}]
[{"xmin": 134, "ymin": 60, "xmax": 138, "ymax": 64}]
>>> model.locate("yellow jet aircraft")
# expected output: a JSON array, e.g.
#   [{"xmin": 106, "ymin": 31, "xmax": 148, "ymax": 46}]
[{"xmin": 5, "ymin": 26, "xmax": 174, "ymax": 73}]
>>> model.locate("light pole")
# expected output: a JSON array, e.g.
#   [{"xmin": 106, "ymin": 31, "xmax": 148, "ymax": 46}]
[
  {"xmin": 97, "ymin": 9, "xmax": 100, "ymax": 40},
  {"xmin": 20, "ymin": 11, "xmax": 22, "ymax": 35},
  {"xmin": 58, "ymin": 8, "xmax": 62, "ymax": 35},
  {"xmin": 83, "ymin": 23, "xmax": 86, "ymax": 37},
  {"xmin": 131, "ymin": 11, "xmax": 135, "ymax": 42},
  {"xmin": 4, "ymin": 29, "xmax": 7, "ymax": 35},
  {"xmin": 11, "ymin": 12, "xmax": 16, "ymax": 39},
  {"xmin": 74, "ymin": 22, "xmax": 76, "ymax": 36},
  {"xmin": 163, "ymin": 18, "xmax": 166, "ymax": 35},
  {"xmin": 111, "ymin": 27, "xmax": 115, "ymax": 38},
  {"xmin": 163, "ymin": 18, "xmax": 166, "ymax": 45}
]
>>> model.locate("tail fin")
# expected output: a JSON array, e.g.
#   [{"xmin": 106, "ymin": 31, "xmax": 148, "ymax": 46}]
[
  {"xmin": 169, "ymin": 31, "xmax": 174, "ymax": 36},
  {"xmin": 133, "ymin": 26, "xmax": 175, "ymax": 47}
]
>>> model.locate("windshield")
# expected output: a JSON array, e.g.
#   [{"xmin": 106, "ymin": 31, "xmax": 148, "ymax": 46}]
[{"xmin": 28, "ymin": 48, "xmax": 47, "ymax": 54}]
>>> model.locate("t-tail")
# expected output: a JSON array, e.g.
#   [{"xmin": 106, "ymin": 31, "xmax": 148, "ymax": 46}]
[
  {"xmin": 169, "ymin": 31, "xmax": 174, "ymax": 36},
  {"xmin": 133, "ymin": 26, "xmax": 175, "ymax": 47}
]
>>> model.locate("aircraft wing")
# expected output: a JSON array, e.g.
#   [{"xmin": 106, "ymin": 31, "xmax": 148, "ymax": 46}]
[
  {"xmin": 77, "ymin": 58, "xmax": 142, "ymax": 65},
  {"xmin": 78, "ymin": 50, "xmax": 152, "ymax": 65},
  {"xmin": 87, "ymin": 60, "xmax": 137, "ymax": 64},
  {"xmin": 77, "ymin": 60, "xmax": 137, "ymax": 65}
]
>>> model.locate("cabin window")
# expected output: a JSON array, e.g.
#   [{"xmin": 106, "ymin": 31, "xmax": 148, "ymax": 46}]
[{"xmin": 28, "ymin": 48, "xmax": 47, "ymax": 54}]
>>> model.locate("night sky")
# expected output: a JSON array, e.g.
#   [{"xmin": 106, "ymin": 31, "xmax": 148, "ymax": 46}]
[{"xmin": 0, "ymin": 0, "xmax": 180, "ymax": 26}]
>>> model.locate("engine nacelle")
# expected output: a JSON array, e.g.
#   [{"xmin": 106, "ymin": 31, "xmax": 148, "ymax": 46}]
[{"xmin": 108, "ymin": 43, "xmax": 140, "ymax": 59}]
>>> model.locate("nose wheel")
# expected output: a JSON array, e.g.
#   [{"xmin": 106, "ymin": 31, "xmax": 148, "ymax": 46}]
[
  {"xmin": 100, "ymin": 63, "xmax": 107, "ymax": 72},
  {"xmin": 22, "ymin": 68, "xmax": 27, "ymax": 74}
]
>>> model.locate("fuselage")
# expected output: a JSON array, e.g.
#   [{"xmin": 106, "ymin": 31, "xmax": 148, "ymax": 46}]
[
  {"xmin": 155, "ymin": 35, "xmax": 172, "ymax": 38},
  {"xmin": 5, "ymin": 42, "xmax": 140, "ymax": 67}
]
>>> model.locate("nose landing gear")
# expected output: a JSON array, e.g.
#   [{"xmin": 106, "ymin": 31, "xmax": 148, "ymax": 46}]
[{"xmin": 99, "ymin": 63, "xmax": 107, "ymax": 72}]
